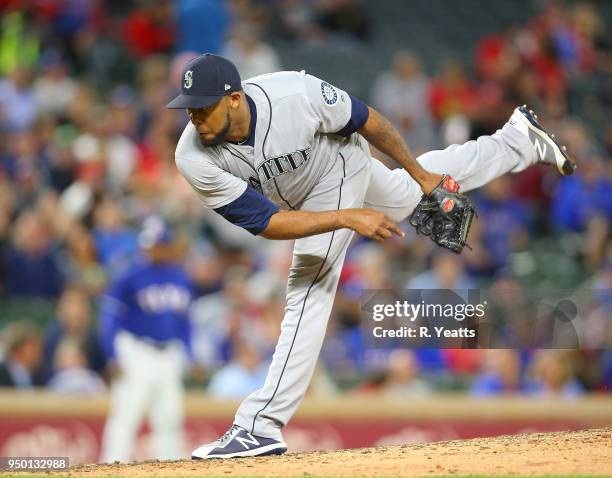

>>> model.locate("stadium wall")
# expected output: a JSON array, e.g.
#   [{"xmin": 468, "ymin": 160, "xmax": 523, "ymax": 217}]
[{"xmin": 0, "ymin": 391, "xmax": 610, "ymax": 464}]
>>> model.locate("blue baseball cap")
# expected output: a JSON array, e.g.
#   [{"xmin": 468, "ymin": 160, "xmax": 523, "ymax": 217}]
[
  {"xmin": 166, "ymin": 53, "xmax": 242, "ymax": 109},
  {"xmin": 139, "ymin": 215, "xmax": 173, "ymax": 249}
]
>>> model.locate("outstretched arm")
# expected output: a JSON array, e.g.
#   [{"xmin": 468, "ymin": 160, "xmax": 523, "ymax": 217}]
[
  {"xmin": 260, "ymin": 208, "xmax": 404, "ymax": 242},
  {"xmin": 358, "ymin": 106, "xmax": 443, "ymax": 195},
  {"xmin": 208, "ymin": 184, "xmax": 403, "ymax": 242}
]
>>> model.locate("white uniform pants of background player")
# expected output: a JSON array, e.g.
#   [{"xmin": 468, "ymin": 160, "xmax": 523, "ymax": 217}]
[
  {"xmin": 235, "ymin": 122, "xmax": 537, "ymax": 439},
  {"xmin": 100, "ymin": 332, "xmax": 186, "ymax": 462}
]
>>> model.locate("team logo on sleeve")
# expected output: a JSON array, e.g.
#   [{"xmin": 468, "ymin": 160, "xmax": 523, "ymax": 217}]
[{"xmin": 320, "ymin": 81, "xmax": 338, "ymax": 106}]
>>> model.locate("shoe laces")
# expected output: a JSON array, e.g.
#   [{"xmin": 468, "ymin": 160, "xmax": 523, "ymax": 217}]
[{"xmin": 219, "ymin": 424, "xmax": 241, "ymax": 444}]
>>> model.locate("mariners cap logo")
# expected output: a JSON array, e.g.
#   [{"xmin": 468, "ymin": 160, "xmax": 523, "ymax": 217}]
[
  {"xmin": 184, "ymin": 70, "xmax": 194, "ymax": 89},
  {"xmin": 321, "ymin": 81, "xmax": 338, "ymax": 106}
]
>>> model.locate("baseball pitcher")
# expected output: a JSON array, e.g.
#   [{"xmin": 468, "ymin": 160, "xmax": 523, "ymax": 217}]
[{"xmin": 166, "ymin": 53, "xmax": 575, "ymax": 459}]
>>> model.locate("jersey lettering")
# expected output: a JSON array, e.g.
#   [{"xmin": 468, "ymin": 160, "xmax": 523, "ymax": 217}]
[
  {"xmin": 136, "ymin": 284, "xmax": 191, "ymax": 313},
  {"xmin": 256, "ymin": 148, "xmax": 311, "ymax": 184}
]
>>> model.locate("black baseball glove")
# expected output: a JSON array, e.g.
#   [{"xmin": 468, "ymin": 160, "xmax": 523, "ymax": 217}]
[{"xmin": 408, "ymin": 175, "xmax": 476, "ymax": 254}]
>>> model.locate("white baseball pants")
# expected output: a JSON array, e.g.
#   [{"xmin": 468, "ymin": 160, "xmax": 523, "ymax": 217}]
[
  {"xmin": 100, "ymin": 332, "xmax": 186, "ymax": 462},
  {"xmin": 234, "ymin": 122, "xmax": 537, "ymax": 439}
]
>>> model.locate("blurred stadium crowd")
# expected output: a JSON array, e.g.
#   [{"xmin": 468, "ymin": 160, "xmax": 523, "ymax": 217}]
[{"xmin": 0, "ymin": 0, "xmax": 611, "ymax": 399}]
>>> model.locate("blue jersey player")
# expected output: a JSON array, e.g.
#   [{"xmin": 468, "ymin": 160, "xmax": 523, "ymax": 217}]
[{"xmin": 99, "ymin": 216, "xmax": 195, "ymax": 462}]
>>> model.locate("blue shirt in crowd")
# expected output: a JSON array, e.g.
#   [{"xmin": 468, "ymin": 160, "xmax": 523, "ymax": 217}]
[
  {"xmin": 175, "ymin": 0, "xmax": 228, "ymax": 54},
  {"xmin": 4, "ymin": 246, "xmax": 64, "ymax": 299},
  {"xmin": 552, "ymin": 176, "xmax": 612, "ymax": 232},
  {"xmin": 475, "ymin": 195, "xmax": 529, "ymax": 269}
]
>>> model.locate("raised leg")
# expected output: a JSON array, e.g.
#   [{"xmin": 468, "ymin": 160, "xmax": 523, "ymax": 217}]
[{"xmin": 364, "ymin": 122, "xmax": 536, "ymax": 222}]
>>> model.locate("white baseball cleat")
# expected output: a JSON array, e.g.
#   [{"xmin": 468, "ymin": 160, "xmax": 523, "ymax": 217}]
[
  {"xmin": 508, "ymin": 105, "xmax": 577, "ymax": 176},
  {"xmin": 191, "ymin": 424, "xmax": 287, "ymax": 459}
]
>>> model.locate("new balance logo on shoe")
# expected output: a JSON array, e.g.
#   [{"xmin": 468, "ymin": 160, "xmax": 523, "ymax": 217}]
[
  {"xmin": 533, "ymin": 137, "xmax": 547, "ymax": 160},
  {"xmin": 236, "ymin": 433, "xmax": 260, "ymax": 450}
]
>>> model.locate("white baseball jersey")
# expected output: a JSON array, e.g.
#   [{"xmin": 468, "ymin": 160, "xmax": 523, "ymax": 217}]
[{"xmin": 175, "ymin": 71, "xmax": 370, "ymax": 233}]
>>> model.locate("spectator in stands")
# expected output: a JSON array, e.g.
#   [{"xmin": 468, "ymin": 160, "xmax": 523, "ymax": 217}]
[
  {"xmin": 99, "ymin": 89, "xmax": 139, "ymax": 189},
  {"xmin": 271, "ymin": 0, "xmax": 321, "ymax": 44},
  {"xmin": 0, "ymin": 11, "xmax": 39, "ymax": 76},
  {"xmin": 35, "ymin": 189, "xmax": 74, "ymax": 244},
  {"xmin": 43, "ymin": 286, "xmax": 105, "ymax": 381},
  {"xmin": 579, "ymin": 258, "xmax": 612, "ymax": 350},
  {"xmin": 552, "ymin": 154, "xmax": 612, "ymax": 233},
  {"xmin": 190, "ymin": 266, "xmax": 254, "ymax": 369},
  {"xmin": 441, "ymin": 349, "xmax": 483, "ymax": 377},
  {"xmin": 428, "ymin": 60, "xmax": 478, "ymax": 124},
  {"xmin": 69, "ymin": 120, "xmax": 107, "ymax": 195},
  {"xmin": 174, "ymin": 0, "xmax": 229, "ymax": 55},
  {"xmin": 0, "ymin": 321, "xmax": 44, "ymax": 388},
  {"xmin": 470, "ymin": 350, "xmax": 525, "ymax": 396},
  {"xmin": 521, "ymin": 3, "xmax": 568, "ymax": 100},
  {"xmin": 208, "ymin": 339, "xmax": 269, "ymax": 399},
  {"xmin": 323, "ymin": 244, "xmax": 391, "ymax": 379},
  {"xmin": 121, "ymin": 0, "xmax": 175, "ymax": 59},
  {"xmin": 345, "ymin": 243, "xmax": 392, "ymax": 290},
  {"xmin": 245, "ymin": 271, "xmax": 287, "ymax": 358},
  {"xmin": 223, "ymin": 22, "xmax": 283, "ymax": 80},
  {"xmin": 475, "ymin": 27, "xmax": 520, "ymax": 84},
  {"xmin": 47, "ymin": 338, "xmax": 106, "ymax": 396},
  {"xmin": 407, "ymin": 252, "xmax": 475, "ymax": 290},
  {"xmin": 65, "ymin": 83, "xmax": 95, "ymax": 130},
  {"xmin": 473, "ymin": 176, "xmax": 530, "ymax": 272},
  {"xmin": 381, "ymin": 350, "xmax": 432, "ymax": 397},
  {"xmin": 33, "ymin": 51, "xmax": 77, "ymax": 117},
  {"xmin": 4, "ymin": 210, "xmax": 64, "ymax": 299},
  {"xmin": 0, "ymin": 66, "xmax": 38, "ymax": 132},
  {"xmin": 552, "ymin": 152, "xmax": 612, "ymax": 268},
  {"xmin": 320, "ymin": 295, "xmax": 366, "ymax": 382},
  {"xmin": 526, "ymin": 350, "xmax": 585, "ymax": 398},
  {"xmin": 0, "ymin": 129, "xmax": 46, "ymax": 207},
  {"xmin": 38, "ymin": 0, "xmax": 99, "ymax": 53},
  {"xmin": 92, "ymin": 196, "xmax": 139, "ymax": 278},
  {"xmin": 62, "ymin": 225, "xmax": 107, "ymax": 296},
  {"xmin": 37, "ymin": 128, "xmax": 75, "ymax": 198},
  {"xmin": 371, "ymin": 51, "xmax": 437, "ymax": 153},
  {"xmin": 314, "ymin": 0, "xmax": 371, "ymax": 43}
]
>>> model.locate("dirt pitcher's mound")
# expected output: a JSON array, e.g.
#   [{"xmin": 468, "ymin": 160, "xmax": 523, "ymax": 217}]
[{"xmin": 69, "ymin": 428, "xmax": 611, "ymax": 477}]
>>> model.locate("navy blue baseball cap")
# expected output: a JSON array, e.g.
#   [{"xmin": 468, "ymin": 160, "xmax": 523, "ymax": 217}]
[{"xmin": 166, "ymin": 53, "xmax": 242, "ymax": 109}]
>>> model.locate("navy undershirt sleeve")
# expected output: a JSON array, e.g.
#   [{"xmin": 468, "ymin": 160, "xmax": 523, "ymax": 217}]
[
  {"xmin": 213, "ymin": 186, "xmax": 279, "ymax": 235},
  {"xmin": 336, "ymin": 95, "xmax": 370, "ymax": 137}
]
